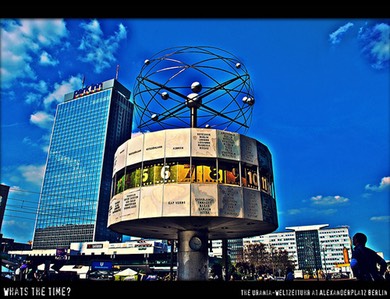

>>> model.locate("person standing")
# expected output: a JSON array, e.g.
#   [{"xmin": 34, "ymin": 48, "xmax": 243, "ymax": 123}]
[
  {"xmin": 18, "ymin": 261, "xmax": 28, "ymax": 281},
  {"xmin": 26, "ymin": 260, "xmax": 38, "ymax": 281},
  {"xmin": 350, "ymin": 232, "xmax": 387, "ymax": 281},
  {"xmin": 285, "ymin": 267, "xmax": 294, "ymax": 281}
]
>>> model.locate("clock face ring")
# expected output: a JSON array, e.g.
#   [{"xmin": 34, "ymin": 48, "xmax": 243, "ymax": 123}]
[
  {"xmin": 189, "ymin": 236, "xmax": 203, "ymax": 251},
  {"xmin": 133, "ymin": 46, "xmax": 255, "ymax": 133}
]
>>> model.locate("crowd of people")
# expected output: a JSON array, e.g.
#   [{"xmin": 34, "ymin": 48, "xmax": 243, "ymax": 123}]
[{"xmin": 13, "ymin": 260, "xmax": 41, "ymax": 281}]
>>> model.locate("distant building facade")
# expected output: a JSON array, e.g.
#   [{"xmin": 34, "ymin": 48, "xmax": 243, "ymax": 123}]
[
  {"xmin": 8, "ymin": 239, "xmax": 168, "ymax": 260},
  {"xmin": 209, "ymin": 239, "xmax": 244, "ymax": 264},
  {"xmin": 244, "ymin": 224, "xmax": 352, "ymax": 275},
  {"xmin": 32, "ymin": 79, "xmax": 133, "ymax": 249},
  {"xmin": 0, "ymin": 184, "xmax": 10, "ymax": 232},
  {"xmin": 1, "ymin": 237, "xmax": 31, "ymax": 253}
]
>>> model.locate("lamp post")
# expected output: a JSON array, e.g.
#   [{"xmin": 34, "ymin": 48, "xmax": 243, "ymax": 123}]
[
  {"xmin": 322, "ymin": 246, "xmax": 328, "ymax": 280},
  {"xmin": 311, "ymin": 241, "xmax": 319, "ymax": 281},
  {"xmin": 269, "ymin": 244, "xmax": 275, "ymax": 277}
]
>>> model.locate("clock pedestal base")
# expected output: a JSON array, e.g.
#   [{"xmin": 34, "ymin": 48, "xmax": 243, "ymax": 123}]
[{"xmin": 177, "ymin": 230, "xmax": 209, "ymax": 281}]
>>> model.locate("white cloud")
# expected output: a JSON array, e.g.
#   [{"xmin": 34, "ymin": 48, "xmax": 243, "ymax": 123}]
[
  {"xmin": 1, "ymin": 20, "xmax": 36, "ymax": 88},
  {"xmin": 370, "ymin": 216, "xmax": 390, "ymax": 222},
  {"xmin": 78, "ymin": 19, "xmax": 127, "ymax": 73},
  {"xmin": 39, "ymin": 51, "xmax": 59, "ymax": 66},
  {"xmin": 365, "ymin": 176, "xmax": 390, "ymax": 191},
  {"xmin": 22, "ymin": 80, "xmax": 49, "ymax": 104},
  {"xmin": 23, "ymin": 133, "xmax": 51, "ymax": 153},
  {"xmin": 7, "ymin": 185, "xmax": 22, "ymax": 194},
  {"xmin": 310, "ymin": 195, "xmax": 349, "ymax": 205},
  {"xmin": 287, "ymin": 209, "xmax": 302, "ymax": 215},
  {"xmin": 43, "ymin": 75, "xmax": 83, "ymax": 110},
  {"xmin": 22, "ymin": 137, "xmax": 37, "ymax": 147},
  {"xmin": 17, "ymin": 164, "xmax": 45, "ymax": 187},
  {"xmin": 2, "ymin": 219, "xmax": 34, "ymax": 243},
  {"xmin": 41, "ymin": 134, "xmax": 51, "ymax": 153},
  {"xmin": 0, "ymin": 19, "xmax": 68, "ymax": 88},
  {"xmin": 329, "ymin": 22, "xmax": 354, "ymax": 45},
  {"xmin": 320, "ymin": 209, "xmax": 338, "ymax": 215},
  {"xmin": 21, "ymin": 80, "xmax": 49, "ymax": 94},
  {"xmin": 25, "ymin": 93, "xmax": 41, "ymax": 105},
  {"xmin": 359, "ymin": 22, "xmax": 389, "ymax": 70},
  {"xmin": 18, "ymin": 19, "xmax": 68, "ymax": 47},
  {"xmin": 30, "ymin": 111, "xmax": 54, "ymax": 130},
  {"xmin": 287, "ymin": 206, "xmax": 338, "ymax": 216}
]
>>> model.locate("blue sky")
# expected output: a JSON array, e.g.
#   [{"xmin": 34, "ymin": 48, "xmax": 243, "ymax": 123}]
[{"xmin": 1, "ymin": 18, "xmax": 389, "ymax": 260}]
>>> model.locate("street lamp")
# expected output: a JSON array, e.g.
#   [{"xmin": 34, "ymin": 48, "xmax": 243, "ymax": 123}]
[
  {"xmin": 269, "ymin": 244, "xmax": 275, "ymax": 276},
  {"xmin": 322, "ymin": 246, "xmax": 328, "ymax": 280},
  {"xmin": 311, "ymin": 241, "xmax": 319, "ymax": 281}
]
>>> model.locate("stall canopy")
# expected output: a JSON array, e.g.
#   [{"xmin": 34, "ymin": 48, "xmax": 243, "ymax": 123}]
[{"xmin": 114, "ymin": 268, "xmax": 137, "ymax": 277}]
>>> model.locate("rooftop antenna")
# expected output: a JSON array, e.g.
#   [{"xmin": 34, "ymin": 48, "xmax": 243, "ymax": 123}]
[{"xmin": 115, "ymin": 64, "xmax": 120, "ymax": 80}]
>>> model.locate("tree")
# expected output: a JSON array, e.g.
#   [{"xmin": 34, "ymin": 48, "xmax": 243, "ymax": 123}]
[{"xmin": 241, "ymin": 243, "xmax": 295, "ymax": 277}]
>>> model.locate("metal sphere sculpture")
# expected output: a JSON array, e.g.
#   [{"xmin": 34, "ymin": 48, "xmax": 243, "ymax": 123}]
[{"xmin": 133, "ymin": 46, "xmax": 255, "ymax": 133}]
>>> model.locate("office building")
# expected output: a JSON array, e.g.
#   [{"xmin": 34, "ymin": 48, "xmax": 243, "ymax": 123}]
[
  {"xmin": 0, "ymin": 184, "xmax": 10, "ymax": 232},
  {"xmin": 244, "ymin": 224, "xmax": 352, "ymax": 275},
  {"xmin": 33, "ymin": 79, "xmax": 133, "ymax": 249},
  {"xmin": 209, "ymin": 239, "xmax": 244, "ymax": 264}
]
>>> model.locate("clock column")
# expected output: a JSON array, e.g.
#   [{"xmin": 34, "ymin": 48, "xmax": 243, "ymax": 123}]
[{"xmin": 177, "ymin": 230, "xmax": 209, "ymax": 281}]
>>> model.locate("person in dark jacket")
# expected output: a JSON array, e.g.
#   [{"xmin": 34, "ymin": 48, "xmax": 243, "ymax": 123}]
[
  {"xmin": 350, "ymin": 232, "xmax": 387, "ymax": 281},
  {"xmin": 285, "ymin": 267, "xmax": 294, "ymax": 281}
]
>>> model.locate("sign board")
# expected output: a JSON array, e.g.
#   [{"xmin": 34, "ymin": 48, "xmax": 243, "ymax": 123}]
[
  {"xmin": 191, "ymin": 184, "xmax": 218, "ymax": 216},
  {"xmin": 121, "ymin": 188, "xmax": 141, "ymax": 221},
  {"xmin": 127, "ymin": 135, "xmax": 144, "ymax": 165},
  {"xmin": 243, "ymin": 188, "xmax": 262, "ymax": 221},
  {"xmin": 191, "ymin": 128, "xmax": 217, "ymax": 157},
  {"xmin": 165, "ymin": 128, "xmax": 190, "ymax": 157},
  {"xmin": 139, "ymin": 185, "xmax": 163, "ymax": 218},
  {"xmin": 91, "ymin": 261, "xmax": 112, "ymax": 271},
  {"xmin": 113, "ymin": 142, "xmax": 127, "ymax": 175},
  {"xmin": 108, "ymin": 194, "xmax": 123, "ymax": 226},
  {"xmin": 162, "ymin": 184, "xmax": 190, "ymax": 216},
  {"xmin": 73, "ymin": 82, "xmax": 103, "ymax": 98},
  {"xmin": 218, "ymin": 185, "xmax": 243, "ymax": 218},
  {"xmin": 240, "ymin": 134, "xmax": 258, "ymax": 165},
  {"xmin": 217, "ymin": 130, "xmax": 240, "ymax": 160},
  {"xmin": 143, "ymin": 131, "xmax": 165, "ymax": 161}
]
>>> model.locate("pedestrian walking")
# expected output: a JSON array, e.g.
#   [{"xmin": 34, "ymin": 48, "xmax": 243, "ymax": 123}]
[{"xmin": 350, "ymin": 232, "xmax": 386, "ymax": 281}]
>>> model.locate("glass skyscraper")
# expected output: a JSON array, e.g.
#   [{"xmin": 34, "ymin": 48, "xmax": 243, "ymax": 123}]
[{"xmin": 33, "ymin": 79, "xmax": 133, "ymax": 250}]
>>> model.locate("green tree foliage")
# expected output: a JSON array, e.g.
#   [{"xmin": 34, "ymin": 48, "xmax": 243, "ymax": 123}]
[{"xmin": 235, "ymin": 243, "xmax": 295, "ymax": 279}]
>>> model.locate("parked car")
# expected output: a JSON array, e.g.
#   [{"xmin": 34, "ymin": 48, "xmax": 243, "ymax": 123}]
[{"xmin": 87, "ymin": 270, "xmax": 114, "ymax": 281}]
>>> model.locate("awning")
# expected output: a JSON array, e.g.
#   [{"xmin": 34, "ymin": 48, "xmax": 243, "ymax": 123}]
[
  {"xmin": 1, "ymin": 259, "xmax": 19, "ymax": 271},
  {"xmin": 37, "ymin": 263, "xmax": 57, "ymax": 272}
]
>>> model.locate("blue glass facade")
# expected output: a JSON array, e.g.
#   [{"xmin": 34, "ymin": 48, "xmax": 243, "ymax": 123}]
[
  {"xmin": 33, "ymin": 79, "xmax": 133, "ymax": 249},
  {"xmin": 296, "ymin": 230, "xmax": 322, "ymax": 272},
  {"xmin": 228, "ymin": 238, "xmax": 244, "ymax": 263}
]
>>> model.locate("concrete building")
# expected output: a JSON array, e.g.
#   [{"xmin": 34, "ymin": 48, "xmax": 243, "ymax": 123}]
[{"xmin": 244, "ymin": 224, "xmax": 352, "ymax": 276}]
